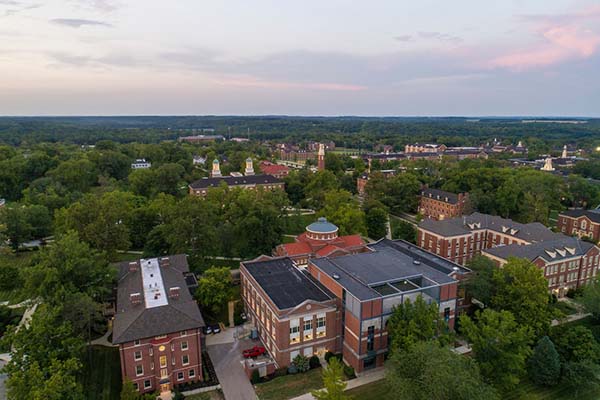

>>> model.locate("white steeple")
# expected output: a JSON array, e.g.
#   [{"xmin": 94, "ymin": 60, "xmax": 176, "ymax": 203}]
[
  {"xmin": 562, "ymin": 145, "xmax": 568, "ymax": 159},
  {"xmin": 244, "ymin": 157, "xmax": 255, "ymax": 176},
  {"xmin": 541, "ymin": 157, "xmax": 555, "ymax": 172},
  {"xmin": 211, "ymin": 159, "xmax": 222, "ymax": 177}
]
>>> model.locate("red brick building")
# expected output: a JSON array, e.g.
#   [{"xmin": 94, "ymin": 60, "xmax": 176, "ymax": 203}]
[
  {"xmin": 242, "ymin": 239, "xmax": 469, "ymax": 373},
  {"xmin": 557, "ymin": 209, "xmax": 600, "ymax": 243},
  {"xmin": 356, "ymin": 170, "xmax": 396, "ymax": 196},
  {"xmin": 274, "ymin": 218, "xmax": 368, "ymax": 267},
  {"xmin": 113, "ymin": 255, "xmax": 204, "ymax": 395},
  {"xmin": 417, "ymin": 212, "xmax": 561, "ymax": 265},
  {"xmin": 419, "ymin": 188, "xmax": 470, "ymax": 221},
  {"xmin": 240, "ymin": 256, "xmax": 342, "ymax": 368},
  {"xmin": 483, "ymin": 237, "xmax": 600, "ymax": 297},
  {"xmin": 259, "ymin": 161, "xmax": 291, "ymax": 179}
]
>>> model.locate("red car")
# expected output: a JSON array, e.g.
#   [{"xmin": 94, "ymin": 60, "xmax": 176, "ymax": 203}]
[{"xmin": 243, "ymin": 346, "xmax": 266, "ymax": 358}]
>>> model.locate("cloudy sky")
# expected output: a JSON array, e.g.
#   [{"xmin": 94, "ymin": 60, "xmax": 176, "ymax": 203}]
[{"xmin": 1, "ymin": 0, "xmax": 599, "ymax": 116}]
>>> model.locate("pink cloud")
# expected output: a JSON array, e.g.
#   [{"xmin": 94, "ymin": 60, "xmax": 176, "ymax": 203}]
[
  {"xmin": 490, "ymin": 6, "xmax": 600, "ymax": 70},
  {"xmin": 213, "ymin": 75, "xmax": 367, "ymax": 91}
]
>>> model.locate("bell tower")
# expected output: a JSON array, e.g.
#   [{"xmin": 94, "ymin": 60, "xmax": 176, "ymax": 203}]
[
  {"xmin": 244, "ymin": 157, "xmax": 255, "ymax": 176},
  {"xmin": 211, "ymin": 159, "xmax": 222, "ymax": 177},
  {"xmin": 317, "ymin": 143, "xmax": 325, "ymax": 171}
]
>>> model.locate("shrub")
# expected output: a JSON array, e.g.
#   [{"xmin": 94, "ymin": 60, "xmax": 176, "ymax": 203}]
[
  {"xmin": 251, "ymin": 369, "xmax": 260, "ymax": 384},
  {"xmin": 293, "ymin": 354, "xmax": 310, "ymax": 373},
  {"xmin": 288, "ymin": 364, "xmax": 298, "ymax": 374},
  {"xmin": 274, "ymin": 367, "xmax": 288, "ymax": 377},
  {"xmin": 528, "ymin": 336, "xmax": 561, "ymax": 386},
  {"xmin": 324, "ymin": 351, "xmax": 335, "ymax": 363},
  {"xmin": 343, "ymin": 365, "xmax": 355, "ymax": 379},
  {"xmin": 309, "ymin": 355, "xmax": 321, "ymax": 369},
  {"xmin": 566, "ymin": 287, "xmax": 584, "ymax": 299}
]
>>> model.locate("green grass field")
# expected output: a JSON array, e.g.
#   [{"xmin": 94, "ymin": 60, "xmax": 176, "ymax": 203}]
[
  {"xmin": 346, "ymin": 380, "xmax": 391, "ymax": 399},
  {"xmin": 80, "ymin": 345, "xmax": 122, "ymax": 400},
  {"xmin": 255, "ymin": 368, "xmax": 323, "ymax": 400}
]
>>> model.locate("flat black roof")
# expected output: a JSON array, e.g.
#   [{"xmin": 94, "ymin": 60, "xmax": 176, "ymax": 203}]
[
  {"xmin": 242, "ymin": 257, "xmax": 333, "ymax": 310},
  {"xmin": 189, "ymin": 174, "xmax": 282, "ymax": 190}
]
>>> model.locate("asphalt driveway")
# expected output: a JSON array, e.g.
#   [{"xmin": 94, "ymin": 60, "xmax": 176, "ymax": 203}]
[{"xmin": 207, "ymin": 336, "xmax": 258, "ymax": 400}]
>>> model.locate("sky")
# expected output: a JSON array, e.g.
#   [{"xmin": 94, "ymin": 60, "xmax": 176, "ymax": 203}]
[{"xmin": 1, "ymin": 0, "xmax": 599, "ymax": 116}]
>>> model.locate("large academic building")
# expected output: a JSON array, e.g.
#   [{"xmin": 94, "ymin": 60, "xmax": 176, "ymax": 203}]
[
  {"xmin": 240, "ymin": 239, "xmax": 469, "ymax": 373},
  {"xmin": 417, "ymin": 212, "xmax": 600, "ymax": 297}
]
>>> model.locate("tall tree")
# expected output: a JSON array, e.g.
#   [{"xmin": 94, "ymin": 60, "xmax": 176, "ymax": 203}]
[
  {"xmin": 365, "ymin": 206, "xmax": 388, "ymax": 240},
  {"xmin": 0, "ymin": 206, "xmax": 32, "ymax": 251},
  {"xmin": 386, "ymin": 341, "xmax": 499, "ymax": 400},
  {"xmin": 491, "ymin": 257, "xmax": 552, "ymax": 337},
  {"xmin": 580, "ymin": 276, "xmax": 600, "ymax": 320},
  {"xmin": 321, "ymin": 189, "xmax": 366, "ymax": 236},
  {"xmin": 460, "ymin": 309, "xmax": 533, "ymax": 391},
  {"xmin": 195, "ymin": 267, "xmax": 233, "ymax": 314},
  {"xmin": 312, "ymin": 357, "xmax": 349, "ymax": 400},
  {"xmin": 387, "ymin": 295, "xmax": 448, "ymax": 354},
  {"xmin": 464, "ymin": 256, "xmax": 497, "ymax": 307},
  {"xmin": 528, "ymin": 336, "xmax": 561, "ymax": 387}
]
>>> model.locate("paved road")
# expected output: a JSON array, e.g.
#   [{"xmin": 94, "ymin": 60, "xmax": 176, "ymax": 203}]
[
  {"xmin": 0, "ymin": 360, "xmax": 7, "ymax": 400},
  {"xmin": 207, "ymin": 338, "xmax": 257, "ymax": 400}
]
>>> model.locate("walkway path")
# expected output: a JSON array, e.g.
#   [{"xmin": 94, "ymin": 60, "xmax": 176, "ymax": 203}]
[{"xmin": 290, "ymin": 367, "xmax": 386, "ymax": 400}]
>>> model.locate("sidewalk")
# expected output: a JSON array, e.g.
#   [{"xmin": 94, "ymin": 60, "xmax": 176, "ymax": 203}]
[{"xmin": 290, "ymin": 367, "xmax": 385, "ymax": 400}]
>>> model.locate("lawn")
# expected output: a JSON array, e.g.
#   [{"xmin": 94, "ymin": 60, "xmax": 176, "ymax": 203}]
[
  {"xmin": 347, "ymin": 378, "xmax": 600, "ymax": 400},
  {"xmin": 185, "ymin": 392, "xmax": 224, "ymax": 400},
  {"xmin": 80, "ymin": 345, "xmax": 122, "ymax": 400},
  {"xmin": 346, "ymin": 380, "xmax": 391, "ymax": 399},
  {"xmin": 550, "ymin": 301, "xmax": 578, "ymax": 317},
  {"xmin": 254, "ymin": 367, "xmax": 324, "ymax": 400}
]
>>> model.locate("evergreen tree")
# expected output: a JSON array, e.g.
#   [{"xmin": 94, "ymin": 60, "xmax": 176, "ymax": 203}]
[{"xmin": 528, "ymin": 336, "xmax": 560, "ymax": 386}]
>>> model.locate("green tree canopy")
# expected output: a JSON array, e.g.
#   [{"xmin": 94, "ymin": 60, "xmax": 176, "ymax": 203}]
[
  {"xmin": 195, "ymin": 267, "xmax": 233, "ymax": 314},
  {"xmin": 528, "ymin": 336, "xmax": 561, "ymax": 387},
  {"xmin": 386, "ymin": 341, "xmax": 499, "ymax": 400},
  {"xmin": 460, "ymin": 309, "xmax": 533, "ymax": 392},
  {"xmin": 312, "ymin": 357, "xmax": 349, "ymax": 400}
]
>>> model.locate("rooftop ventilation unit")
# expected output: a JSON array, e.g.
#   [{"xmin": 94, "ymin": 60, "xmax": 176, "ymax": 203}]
[
  {"xmin": 332, "ymin": 273, "xmax": 340, "ymax": 280},
  {"xmin": 413, "ymin": 260, "xmax": 421, "ymax": 265}
]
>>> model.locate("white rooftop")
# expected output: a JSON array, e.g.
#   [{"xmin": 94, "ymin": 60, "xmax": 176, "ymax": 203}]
[{"xmin": 140, "ymin": 258, "xmax": 168, "ymax": 308}]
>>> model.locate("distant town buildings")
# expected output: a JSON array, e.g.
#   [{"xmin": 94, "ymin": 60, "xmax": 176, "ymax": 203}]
[
  {"xmin": 242, "ymin": 239, "xmax": 469, "ymax": 373},
  {"xmin": 259, "ymin": 161, "xmax": 291, "ymax": 179},
  {"xmin": 273, "ymin": 217, "xmax": 368, "ymax": 267},
  {"xmin": 308, "ymin": 141, "xmax": 335, "ymax": 152},
  {"xmin": 558, "ymin": 209, "xmax": 600, "ymax": 243},
  {"xmin": 405, "ymin": 143, "xmax": 447, "ymax": 153},
  {"xmin": 178, "ymin": 135, "xmax": 225, "ymax": 144},
  {"xmin": 189, "ymin": 159, "xmax": 284, "ymax": 196},
  {"xmin": 419, "ymin": 188, "xmax": 470, "ymax": 221},
  {"xmin": 131, "ymin": 159, "xmax": 151, "ymax": 169},
  {"xmin": 112, "ymin": 255, "xmax": 204, "ymax": 395}
]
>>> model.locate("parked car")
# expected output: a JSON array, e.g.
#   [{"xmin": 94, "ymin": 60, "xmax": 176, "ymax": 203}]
[
  {"xmin": 240, "ymin": 312, "xmax": 247, "ymax": 321},
  {"xmin": 243, "ymin": 346, "xmax": 266, "ymax": 358},
  {"xmin": 203, "ymin": 326, "xmax": 212, "ymax": 335},
  {"xmin": 211, "ymin": 324, "xmax": 221, "ymax": 334}
]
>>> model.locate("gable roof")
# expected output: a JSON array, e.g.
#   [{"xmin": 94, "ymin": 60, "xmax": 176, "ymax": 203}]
[
  {"xmin": 483, "ymin": 236, "xmax": 595, "ymax": 263},
  {"xmin": 421, "ymin": 188, "xmax": 460, "ymax": 204},
  {"xmin": 112, "ymin": 254, "xmax": 205, "ymax": 344},
  {"xmin": 560, "ymin": 209, "xmax": 600, "ymax": 224},
  {"xmin": 419, "ymin": 212, "xmax": 561, "ymax": 243}
]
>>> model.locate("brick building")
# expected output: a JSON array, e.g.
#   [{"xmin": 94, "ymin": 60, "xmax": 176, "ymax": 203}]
[
  {"xmin": 356, "ymin": 170, "xmax": 396, "ymax": 196},
  {"xmin": 483, "ymin": 237, "xmax": 600, "ymax": 297},
  {"xmin": 557, "ymin": 209, "xmax": 600, "ymax": 243},
  {"xmin": 240, "ymin": 256, "xmax": 342, "ymax": 369},
  {"xmin": 113, "ymin": 255, "xmax": 205, "ymax": 395},
  {"xmin": 273, "ymin": 217, "xmax": 368, "ymax": 267},
  {"xmin": 242, "ymin": 239, "xmax": 469, "ymax": 373},
  {"xmin": 405, "ymin": 143, "xmax": 447, "ymax": 153},
  {"xmin": 417, "ymin": 212, "xmax": 560, "ymax": 265},
  {"xmin": 419, "ymin": 188, "xmax": 470, "ymax": 220},
  {"xmin": 189, "ymin": 159, "xmax": 284, "ymax": 196},
  {"xmin": 259, "ymin": 161, "xmax": 291, "ymax": 179}
]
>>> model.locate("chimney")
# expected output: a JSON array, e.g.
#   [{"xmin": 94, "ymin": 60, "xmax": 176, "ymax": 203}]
[
  {"xmin": 211, "ymin": 159, "xmax": 222, "ymax": 177},
  {"xmin": 169, "ymin": 287, "xmax": 180, "ymax": 299},
  {"xmin": 159, "ymin": 257, "xmax": 170, "ymax": 268},
  {"xmin": 129, "ymin": 262, "xmax": 139, "ymax": 272},
  {"xmin": 244, "ymin": 157, "xmax": 255, "ymax": 176},
  {"xmin": 130, "ymin": 292, "xmax": 142, "ymax": 305}
]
